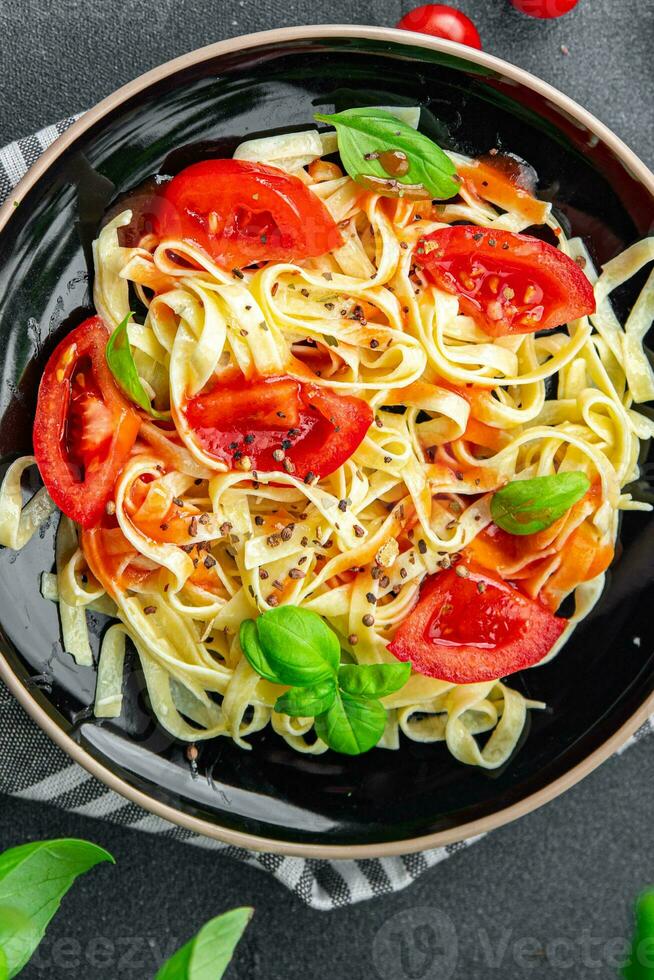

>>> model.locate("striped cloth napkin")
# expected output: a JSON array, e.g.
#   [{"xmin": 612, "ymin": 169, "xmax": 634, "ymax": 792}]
[{"xmin": 0, "ymin": 119, "xmax": 651, "ymax": 911}]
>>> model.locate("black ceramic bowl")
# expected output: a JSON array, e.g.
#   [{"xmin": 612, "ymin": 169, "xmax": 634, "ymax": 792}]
[{"xmin": 1, "ymin": 26, "xmax": 653, "ymax": 858}]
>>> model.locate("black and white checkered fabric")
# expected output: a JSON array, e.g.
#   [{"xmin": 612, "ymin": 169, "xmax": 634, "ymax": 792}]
[{"xmin": 0, "ymin": 119, "xmax": 650, "ymax": 910}]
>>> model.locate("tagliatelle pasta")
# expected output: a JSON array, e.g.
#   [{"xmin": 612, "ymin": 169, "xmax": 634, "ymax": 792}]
[{"xmin": 1, "ymin": 111, "xmax": 653, "ymax": 770}]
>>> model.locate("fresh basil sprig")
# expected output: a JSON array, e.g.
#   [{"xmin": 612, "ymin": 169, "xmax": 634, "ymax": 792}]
[
  {"xmin": 106, "ymin": 312, "xmax": 168, "ymax": 418},
  {"xmin": 490, "ymin": 472, "xmax": 590, "ymax": 536},
  {"xmin": 274, "ymin": 679, "xmax": 337, "ymax": 718},
  {"xmin": 314, "ymin": 107, "xmax": 459, "ymax": 200},
  {"xmin": 255, "ymin": 605, "xmax": 340, "ymax": 685},
  {"xmin": 338, "ymin": 663, "xmax": 411, "ymax": 699},
  {"xmin": 155, "ymin": 907, "xmax": 253, "ymax": 980},
  {"xmin": 0, "ymin": 838, "xmax": 114, "ymax": 976},
  {"xmin": 240, "ymin": 606, "xmax": 411, "ymax": 755},
  {"xmin": 315, "ymin": 691, "xmax": 387, "ymax": 755}
]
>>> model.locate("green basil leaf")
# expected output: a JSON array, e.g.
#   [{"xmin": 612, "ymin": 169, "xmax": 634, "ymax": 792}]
[
  {"xmin": 490, "ymin": 472, "xmax": 591, "ymax": 536},
  {"xmin": 314, "ymin": 107, "xmax": 459, "ymax": 200},
  {"xmin": 274, "ymin": 678, "xmax": 336, "ymax": 717},
  {"xmin": 338, "ymin": 662, "xmax": 411, "ymax": 699},
  {"xmin": 621, "ymin": 889, "xmax": 654, "ymax": 980},
  {"xmin": 105, "ymin": 313, "xmax": 168, "ymax": 418},
  {"xmin": 239, "ymin": 619, "xmax": 284, "ymax": 685},
  {"xmin": 256, "ymin": 606, "xmax": 340, "ymax": 686},
  {"xmin": 155, "ymin": 907, "xmax": 253, "ymax": 980},
  {"xmin": 0, "ymin": 839, "xmax": 114, "ymax": 976},
  {"xmin": 315, "ymin": 690, "xmax": 386, "ymax": 755},
  {"xmin": 0, "ymin": 908, "xmax": 38, "ymax": 980}
]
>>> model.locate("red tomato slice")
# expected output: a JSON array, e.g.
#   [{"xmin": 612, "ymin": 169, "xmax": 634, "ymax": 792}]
[
  {"xmin": 396, "ymin": 4, "xmax": 482, "ymax": 49},
  {"xmin": 417, "ymin": 226, "xmax": 595, "ymax": 337},
  {"xmin": 388, "ymin": 564, "xmax": 566, "ymax": 684},
  {"xmin": 184, "ymin": 376, "xmax": 372, "ymax": 480},
  {"xmin": 33, "ymin": 316, "xmax": 141, "ymax": 529},
  {"xmin": 158, "ymin": 159, "xmax": 342, "ymax": 269}
]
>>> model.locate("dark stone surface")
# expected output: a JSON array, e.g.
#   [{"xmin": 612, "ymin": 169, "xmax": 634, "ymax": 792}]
[
  {"xmin": 1, "ymin": 0, "xmax": 652, "ymax": 164},
  {"xmin": 2, "ymin": 738, "xmax": 654, "ymax": 978},
  {"xmin": 0, "ymin": 1, "xmax": 653, "ymax": 978}
]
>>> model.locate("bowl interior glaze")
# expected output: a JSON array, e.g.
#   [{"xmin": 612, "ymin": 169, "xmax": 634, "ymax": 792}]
[{"xmin": 1, "ymin": 30, "xmax": 653, "ymax": 852}]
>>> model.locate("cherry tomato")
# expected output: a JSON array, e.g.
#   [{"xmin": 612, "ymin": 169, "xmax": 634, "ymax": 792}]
[
  {"xmin": 417, "ymin": 226, "xmax": 595, "ymax": 337},
  {"xmin": 33, "ymin": 317, "xmax": 141, "ymax": 529},
  {"xmin": 158, "ymin": 159, "xmax": 342, "ymax": 269},
  {"xmin": 396, "ymin": 5, "xmax": 482, "ymax": 49},
  {"xmin": 388, "ymin": 565, "xmax": 566, "ymax": 684},
  {"xmin": 511, "ymin": 0, "xmax": 579, "ymax": 18},
  {"xmin": 184, "ymin": 376, "xmax": 373, "ymax": 480}
]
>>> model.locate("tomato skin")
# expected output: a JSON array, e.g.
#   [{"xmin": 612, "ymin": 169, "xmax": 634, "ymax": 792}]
[
  {"xmin": 396, "ymin": 5, "xmax": 482, "ymax": 49},
  {"xmin": 511, "ymin": 0, "xmax": 579, "ymax": 18},
  {"xmin": 417, "ymin": 226, "xmax": 595, "ymax": 337},
  {"xmin": 388, "ymin": 565, "xmax": 566, "ymax": 684},
  {"xmin": 33, "ymin": 317, "xmax": 140, "ymax": 529},
  {"xmin": 185, "ymin": 376, "xmax": 372, "ymax": 480},
  {"xmin": 158, "ymin": 159, "xmax": 342, "ymax": 269}
]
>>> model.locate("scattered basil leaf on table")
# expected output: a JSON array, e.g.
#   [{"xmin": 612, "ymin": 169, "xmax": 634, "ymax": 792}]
[
  {"xmin": 0, "ymin": 908, "xmax": 38, "ymax": 980},
  {"xmin": 106, "ymin": 312, "xmax": 168, "ymax": 418},
  {"xmin": 0, "ymin": 839, "xmax": 114, "ymax": 977},
  {"xmin": 338, "ymin": 662, "xmax": 411, "ymax": 699},
  {"xmin": 621, "ymin": 888, "xmax": 654, "ymax": 980},
  {"xmin": 490, "ymin": 472, "xmax": 590, "ymax": 536},
  {"xmin": 315, "ymin": 691, "xmax": 387, "ymax": 755},
  {"xmin": 274, "ymin": 679, "xmax": 337, "ymax": 717},
  {"xmin": 314, "ymin": 107, "xmax": 459, "ymax": 200},
  {"xmin": 254, "ymin": 605, "xmax": 340, "ymax": 685},
  {"xmin": 155, "ymin": 907, "xmax": 253, "ymax": 980}
]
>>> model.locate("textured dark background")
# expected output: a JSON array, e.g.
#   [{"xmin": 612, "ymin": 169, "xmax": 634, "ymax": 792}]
[{"xmin": 1, "ymin": 1, "xmax": 654, "ymax": 978}]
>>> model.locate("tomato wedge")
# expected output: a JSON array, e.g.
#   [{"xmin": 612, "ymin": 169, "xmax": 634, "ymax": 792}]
[
  {"xmin": 388, "ymin": 564, "xmax": 566, "ymax": 684},
  {"xmin": 33, "ymin": 316, "xmax": 140, "ymax": 529},
  {"xmin": 184, "ymin": 376, "xmax": 372, "ymax": 480},
  {"xmin": 158, "ymin": 159, "xmax": 342, "ymax": 268},
  {"xmin": 417, "ymin": 226, "xmax": 595, "ymax": 337}
]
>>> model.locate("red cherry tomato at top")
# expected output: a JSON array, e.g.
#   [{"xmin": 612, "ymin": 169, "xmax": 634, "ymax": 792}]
[
  {"xmin": 511, "ymin": 0, "xmax": 579, "ymax": 17},
  {"xmin": 396, "ymin": 5, "xmax": 482, "ymax": 49}
]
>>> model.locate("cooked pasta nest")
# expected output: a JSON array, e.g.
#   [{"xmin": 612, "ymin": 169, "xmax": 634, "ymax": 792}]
[{"xmin": 2, "ymin": 134, "xmax": 653, "ymax": 770}]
